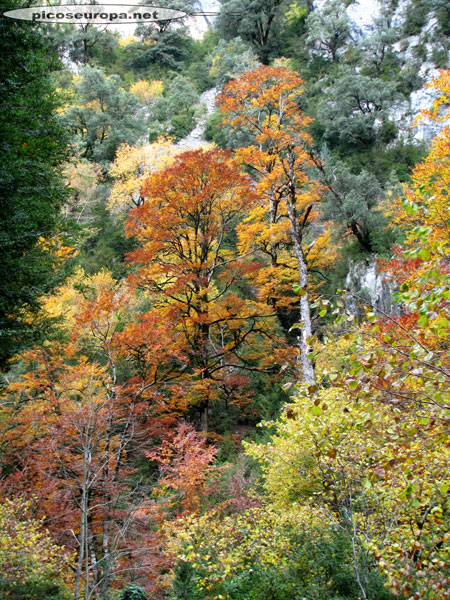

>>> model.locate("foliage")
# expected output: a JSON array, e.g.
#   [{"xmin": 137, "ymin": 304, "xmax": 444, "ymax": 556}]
[
  {"xmin": 147, "ymin": 422, "xmax": 221, "ymax": 515},
  {"xmin": 45, "ymin": 22, "xmax": 120, "ymax": 66},
  {"xmin": 165, "ymin": 503, "xmax": 392, "ymax": 600},
  {"xmin": 0, "ymin": 498, "xmax": 70, "ymax": 599},
  {"xmin": 182, "ymin": 31, "xmax": 220, "ymax": 92},
  {"xmin": 204, "ymin": 109, "xmax": 236, "ymax": 148},
  {"xmin": 119, "ymin": 583, "xmax": 147, "ymax": 600},
  {"xmin": 247, "ymin": 71, "xmax": 450, "ymax": 600},
  {"xmin": 216, "ymin": 0, "xmax": 286, "ymax": 64},
  {"xmin": 218, "ymin": 66, "xmax": 334, "ymax": 384},
  {"xmin": 130, "ymin": 79, "xmax": 164, "ymax": 105},
  {"xmin": 2, "ymin": 6, "xmax": 449, "ymax": 600},
  {"xmin": 276, "ymin": 2, "xmax": 308, "ymax": 58},
  {"xmin": 74, "ymin": 183, "xmax": 135, "ymax": 277},
  {"xmin": 0, "ymin": 1, "xmax": 71, "ymax": 368},
  {"xmin": 64, "ymin": 66, "xmax": 145, "ymax": 165},
  {"xmin": 126, "ymin": 147, "xmax": 287, "ymax": 429},
  {"xmin": 209, "ymin": 37, "xmax": 260, "ymax": 89},
  {"xmin": 337, "ymin": 70, "xmax": 450, "ymax": 599},
  {"xmin": 316, "ymin": 66, "xmax": 400, "ymax": 149},
  {"xmin": 356, "ymin": 8, "xmax": 401, "ymax": 77},
  {"xmin": 305, "ymin": 58, "xmax": 406, "ymax": 253},
  {"xmin": 305, "ymin": 0, "xmax": 352, "ymax": 63},
  {"xmin": 1, "ymin": 268, "xmax": 186, "ymax": 598},
  {"xmin": 319, "ymin": 155, "xmax": 395, "ymax": 253},
  {"xmin": 128, "ymin": 26, "xmax": 192, "ymax": 71},
  {"xmin": 149, "ymin": 76, "xmax": 200, "ymax": 141},
  {"xmin": 62, "ymin": 158, "xmax": 102, "ymax": 225},
  {"xmin": 108, "ymin": 138, "xmax": 180, "ymax": 213},
  {"xmin": 248, "ymin": 352, "xmax": 450, "ymax": 599}
]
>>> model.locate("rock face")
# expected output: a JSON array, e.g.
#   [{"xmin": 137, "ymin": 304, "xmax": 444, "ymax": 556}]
[
  {"xmin": 187, "ymin": 0, "xmax": 220, "ymax": 39},
  {"xmin": 347, "ymin": 0, "xmax": 381, "ymax": 32},
  {"xmin": 314, "ymin": 0, "xmax": 380, "ymax": 32},
  {"xmin": 409, "ymin": 84, "xmax": 443, "ymax": 142},
  {"xmin": 177, "ymin": 87, "xmax": 218, "ymax": 150},
  {"xmin": 345, "ymin": 257, "xmax": 399, "ymax": 315},
  {"xmin": 314, "ymin": 0, "xmax": 449, "ymax": 143}
]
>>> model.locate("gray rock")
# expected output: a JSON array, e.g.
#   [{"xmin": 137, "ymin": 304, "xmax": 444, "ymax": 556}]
[
  {"xmin": 345, "ymin": 257, "xmax": 399, "ymax": 316},
  {"xmin": 177, "ymin": 87, "xmax": 218, "ymax": 150}
]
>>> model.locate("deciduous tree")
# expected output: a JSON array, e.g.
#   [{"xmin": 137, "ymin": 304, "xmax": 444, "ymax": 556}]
[
  {"xmin": 218, "ymin": 66, "xmax": 332, "ymax": 384},
  {"xmin": 0, "ymin": 498, "xmax": 70, "ymax": 600},
  {"xmin": 1, "ymin": 269, "xmax": 188, "ymax": 600},
  {"xmin": 126, "ymin": 147, "xmax": 285, "ymax": 430},
  {"xmin": 108, "ymin": 138, "xmax": 180, "ymax": 213},
  {"xmin": 129, "ymin": 79, "xmax": 164, "ymax": 105},
  {"xmin": 280, "ymin": 70, "xmax": 450, "ymax": 599},
  {"xmin": 146, "ymin": 422, "xmax": 221, "ymax": 515}
]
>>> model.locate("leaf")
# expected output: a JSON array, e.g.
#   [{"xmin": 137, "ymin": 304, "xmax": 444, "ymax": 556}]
[
  {"xmin": 439, "ymin": 483, "xmax": 449, "ymax": 495},
  {"xmin": 293, "ymin": 284, "xmax": 306, "ymax": 296},
  {"xmin": 310, "ymin": 405, "xmax": 321, "ymax": 416},
  {"xmin": 404, "ymin": 483, "xmax": 413, "ymax": 496},
  {"xmin": 417, "ymin": 315, "xmax": 429, "ymax": 327}
]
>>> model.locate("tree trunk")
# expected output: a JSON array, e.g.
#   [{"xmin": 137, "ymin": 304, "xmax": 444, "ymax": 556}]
[
  {"xmin": 285, "ymin": 163, "xmax": 316, "ymax": 384},
  {"xmin": 288, "ymin": 212, "xmax": 316, "ymax": 385},
  {"xmin": 100, "ymin": 367, "xmax": 117, "ymax": 600},
  {"xmin": 200, "ymin": 319, "xmax": 210, "ymax": 433},
  {"xmin": 75, "ymin": 450, "xmax": 89, "ymax": 600},
  {"xmin": 100, "ymin": 520, "xmax": 111, "ymax": 600},
  {"xmin": 200, "ymin": 404, "xmax": 208, "ymax": 433},
  {"xmin": 74, "ymin": 496, "xmax": 85, "ymax": 600},
  {"xmin": 82, "ymin": 35, "xmax": 89, "ymax": 65},
  {"xmin": 87, "ymin": 514, "xmax": 99, "ymax": 598}
]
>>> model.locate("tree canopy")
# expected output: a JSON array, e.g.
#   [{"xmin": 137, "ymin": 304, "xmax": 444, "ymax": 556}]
[
  {"xmin": 0, "ymin": 3, "xmax": 70, "ymax": 367},
  {"xmin": 1, "ymin": 4, "xmax": 449, "ymax": 599}
]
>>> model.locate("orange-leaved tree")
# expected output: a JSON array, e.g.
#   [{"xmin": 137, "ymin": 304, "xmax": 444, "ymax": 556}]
[
  {"xmin": 126, "ymin": 147, "xmax": 289, "ymax": 431},
  {"xmin": 218, "ymin": 66, "xmax": 332, "ymax": 385},
  {"xmin": 146, "ymin": 422, "xmax": 222, "ymax": 515},
  {"xmin": 0, "ymin": 269, "xmax": 188, "ymax": 599}
]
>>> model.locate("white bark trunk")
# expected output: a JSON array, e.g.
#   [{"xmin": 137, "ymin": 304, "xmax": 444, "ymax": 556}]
[{"xmin": 284, "ymin": 158, "xmax": 316, "ymax": 385}]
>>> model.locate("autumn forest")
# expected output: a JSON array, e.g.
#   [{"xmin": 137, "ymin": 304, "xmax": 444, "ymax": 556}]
[{"xmin": 0, "ymin": 0, "xmax": 449, "ymax": 599}]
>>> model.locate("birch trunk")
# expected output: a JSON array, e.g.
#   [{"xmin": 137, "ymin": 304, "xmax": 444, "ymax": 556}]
[
  {"xmin": 75, "ymin": 449, "xmax": 89, "ymax": 600},
  {"xmin": 285, "ymin": 155, "xmax": 316, "ymax": 385}
]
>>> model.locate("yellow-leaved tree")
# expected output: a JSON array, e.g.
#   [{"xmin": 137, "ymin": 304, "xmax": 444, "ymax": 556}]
[
  {"xmin": 245, "ymin": 69, "xmax": 450, "ymax": 600},
  {"xmin": 129, "ymin": 79, "xmax": 164, "ymax": 105},
  {"xmin": 107, "ymin": 138, "xmax": 180, "ymax": 213},
  {"xmin": 0, "ymin": 497, "xmax": 71, "ymax": 599}
]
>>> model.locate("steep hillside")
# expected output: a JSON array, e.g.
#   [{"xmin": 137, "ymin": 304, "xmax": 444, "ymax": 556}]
[{"xmin": 0, "ymin": 2, "xmax": 449, "ymax": 599}]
